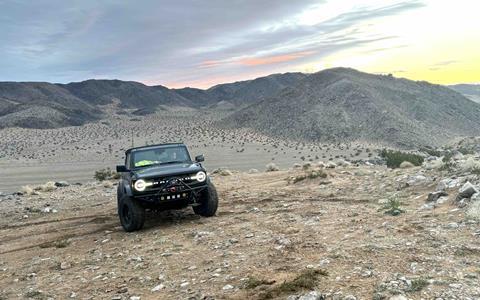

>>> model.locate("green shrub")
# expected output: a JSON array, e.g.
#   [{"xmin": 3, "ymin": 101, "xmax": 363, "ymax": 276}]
[
  {"xmin": 380, "ymin": 149, "xmax": 424, "ymax": 169},
  {"xmin": 420, "ymin": 147, "xmax": 442, "ymax": 157},
  {"xmin": 381, "ymin": 195, "xmax": 405, "ymax": 216},
  {"xmin": 458, "ymin": 147, "xmax": 474, "ymax": 155}
]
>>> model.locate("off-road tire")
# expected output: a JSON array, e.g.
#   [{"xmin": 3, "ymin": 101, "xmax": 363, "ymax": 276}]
[
  {"xmin": 118, "ymin": 195, "xmax": 145, "ymax": 232},
  {"xmin": 193, "ymin": 181, "xmax": 218, "ymax": 217}
]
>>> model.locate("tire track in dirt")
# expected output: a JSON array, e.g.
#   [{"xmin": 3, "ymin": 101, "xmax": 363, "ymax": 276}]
[{"xmin": 0, "ymin": 212, "xmax": 118, "ymax": 255}]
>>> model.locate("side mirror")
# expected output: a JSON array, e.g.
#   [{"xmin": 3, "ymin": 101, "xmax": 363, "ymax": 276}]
[
  {"xmin": 116, "ymin": 165, "xmax": 128, "ymax": 173},
  {"xmin": 195, "ymin": 154, "xmax": 205, "ymax": 163}
]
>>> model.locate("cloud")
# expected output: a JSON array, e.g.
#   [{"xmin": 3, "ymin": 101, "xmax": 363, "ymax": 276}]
[{"xmin": 0, "ymin": 0, "xmax": 426, "ymax": 87}]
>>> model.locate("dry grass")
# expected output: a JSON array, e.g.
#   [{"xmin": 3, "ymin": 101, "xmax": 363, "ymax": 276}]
[{"xmin": 257, "ymin": 269, "xmax": 328, "ymax": 299}]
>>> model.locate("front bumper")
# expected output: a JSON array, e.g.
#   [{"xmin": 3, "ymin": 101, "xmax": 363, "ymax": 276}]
[{"xmin": 132, "ymin": 178, "xmax": 208, "ymax": 204}]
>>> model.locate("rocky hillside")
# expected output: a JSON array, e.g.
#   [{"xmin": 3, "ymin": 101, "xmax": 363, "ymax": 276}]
[
  {"xmin": 221, "ymin": 68, "xmax": 480, "ymax": 148},
  {"xmin": 0, "ymin": 82, "xmax": 102, "ymax": 129},
  {"xmin": 449, "ymin": 84, "xmax": 480, "ymax": 103},
  {"xmin": 203, "ymin": 72, "xmax": 308, "ymax": 106},
  {"xmin": 0, "ymin": 72, "xmax": 305, "ymax": 128}
]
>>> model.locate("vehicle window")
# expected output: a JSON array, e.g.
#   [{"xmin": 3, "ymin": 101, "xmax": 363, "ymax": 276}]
[{"xmin": 132, "ymin": 146, "xmax": 190, "ymax": 168}]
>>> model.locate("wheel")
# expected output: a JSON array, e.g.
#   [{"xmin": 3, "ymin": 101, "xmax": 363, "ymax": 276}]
[
  {"xmin": 118, "ymin": 195, "xmax": 145, "ymax": 232},
  {"xmin": 193, "ymin": 181, "xmax": 219, "ymax": 217}
]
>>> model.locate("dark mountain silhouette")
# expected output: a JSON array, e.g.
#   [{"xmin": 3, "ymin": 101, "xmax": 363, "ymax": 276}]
[{"xmin": 220, "ymin": 68, "xmax": 480, "ymax": 147}]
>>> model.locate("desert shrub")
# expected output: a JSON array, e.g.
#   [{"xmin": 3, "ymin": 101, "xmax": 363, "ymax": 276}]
[
  {"xmin": 212, "ymin": 168, "xmax": 233, "ymax": 176},
  {"xmin": 466, "ymin": 201, "xmax": 480, "ymax": 221},
  {"xmin": 20, "ymin": 185, "xmax": 35, "ymax": 195},
  {"xmin": 265, "ymin": 163, "xmax": 279, "ymax": 172},
  {"xmin": 381, "ymin": 195, "xmax": 405, "ymax": 216},
  {"xmin": 243, "ymin": 277, "xmax": 273, "ymax": 289},
  {"xmin": 94, "ymin": 168, "xmax": 119, "ymax": 181},
  {"xmin": 292, "ymin": 170, "xmax": 327, "ymax": 184},
  {"xmin": 258, "ymin": 269, "xmax": 328, "ymax": 300},
  {"xmin": 407, "ymin": 278, "xmax": 429, "ymax": 292},
  {"xmin": 380, "ymin": 149, "xmax": 424, "ymax": 169},
  {"xmin": 458, "ymin": 147, "xmax": 474, "ymax": 155},
  {"xmin": 471, "ymin": 167, "xmax": 480, "ymax": 175},
  {"xmin": 420, "ymin": 147, "xmax": 442, "ymax": 157},
  {"xmin": 36, "ymin": 181, "xmax": 57, "ymax": 192}
]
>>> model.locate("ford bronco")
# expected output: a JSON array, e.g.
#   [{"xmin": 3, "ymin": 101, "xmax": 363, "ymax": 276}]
[{"xmin": 116, "ymin": 143, "xmax": 218, "ymax": 232}]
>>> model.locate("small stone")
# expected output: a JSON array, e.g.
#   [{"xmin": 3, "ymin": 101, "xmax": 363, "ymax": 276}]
[
  {"xmin": 130, "ymin": 296, "xmax": 141, "ymax": 300},
  {"xmin": 389, "ymin": 296, "xmax": 407, "ymax": 300},
  {"xmin": 151, "ymin": 284, "xmax": 165, "ymax": 292},
  {"xmin": 60, "ymin": 262, "xmax": 71, "ymax": 270},
  {"xmin": 222, "ymin": 284, "xmax": 234, "ymax": 291},
  {"xmin": 55, "ymin": 181, "xmax": 70, "ymax": 187},
  {"xmin": 427, "ymin": 191, "xmax": 448, "ymax": 202}
]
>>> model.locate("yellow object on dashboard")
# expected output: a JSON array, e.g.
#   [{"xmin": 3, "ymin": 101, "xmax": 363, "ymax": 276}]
[{"xmin": 135, "ymin": 160, "xmax": 159, "ymax": 167}]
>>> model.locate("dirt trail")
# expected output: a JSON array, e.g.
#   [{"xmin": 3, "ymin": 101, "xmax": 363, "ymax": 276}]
[{"xmin": 0, "ymin": 167, "xmax": 479, "ymax": 299}]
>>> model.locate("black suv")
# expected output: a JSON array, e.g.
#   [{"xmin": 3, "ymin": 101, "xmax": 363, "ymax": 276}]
[{"xmin": 116, "ymin": 143, "xmax": 218, "ymax": 232}]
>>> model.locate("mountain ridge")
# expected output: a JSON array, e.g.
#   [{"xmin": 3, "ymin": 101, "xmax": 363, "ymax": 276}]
[{"xmin": 219, "ymin": 67, "xmax": 480, "ymax": 147}]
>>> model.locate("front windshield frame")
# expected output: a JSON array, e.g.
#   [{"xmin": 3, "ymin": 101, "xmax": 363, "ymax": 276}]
[{"xmin": 130, "ymin": 145, "xmax": 192, "ymax": 169}]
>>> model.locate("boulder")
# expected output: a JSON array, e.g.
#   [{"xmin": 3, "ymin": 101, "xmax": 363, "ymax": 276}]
[
  {"xmin": 55, "ymin": 181, "xmax": 70, "ymax": 187},
  {"xmin": 458, "ymin": 182, "xmax": 479, "ymax": 199}
]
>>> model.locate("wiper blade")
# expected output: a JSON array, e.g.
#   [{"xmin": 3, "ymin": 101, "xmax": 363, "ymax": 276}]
[{"xmin": 161, "ymin": 160, "xmax": 187, "ymax": 165}]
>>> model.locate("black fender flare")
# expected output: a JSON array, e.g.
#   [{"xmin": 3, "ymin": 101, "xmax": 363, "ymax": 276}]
[{"xmin": 118, "ymin": 180, "xmax": 134, "ymax": 199}]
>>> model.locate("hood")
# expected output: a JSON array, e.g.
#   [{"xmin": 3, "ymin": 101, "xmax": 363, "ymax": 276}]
[{"xmin": 132, "ymin": 162, "xmax": 204, "ymax": 179}]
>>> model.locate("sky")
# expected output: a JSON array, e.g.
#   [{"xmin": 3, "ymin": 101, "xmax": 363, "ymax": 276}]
[{"xmin": 0, "ymin": 0, "xmax": 479, "ymax": 88}]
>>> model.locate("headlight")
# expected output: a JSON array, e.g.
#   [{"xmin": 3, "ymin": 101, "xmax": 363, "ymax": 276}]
[
  {"xmin": 194, "ymin": 171, "xmax": 206, "ymax": 182},
  {"xmin": 134, "ymin": 179, "xmax": 153, "ymax": 191}
]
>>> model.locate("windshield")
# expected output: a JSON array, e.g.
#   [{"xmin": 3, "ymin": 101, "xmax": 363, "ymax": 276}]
[{"xmin": 131, "ymin": 146, "xmax": 191, "ymax": 168}]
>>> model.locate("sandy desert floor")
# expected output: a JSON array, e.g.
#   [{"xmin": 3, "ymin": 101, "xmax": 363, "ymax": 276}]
[
  {"xmin": 0, "ymin": 164, "xmax": 479, "ymax": 299},
  {"xmin": 0, "ymin": 110, "xmax": 378, "ymax": 193}
]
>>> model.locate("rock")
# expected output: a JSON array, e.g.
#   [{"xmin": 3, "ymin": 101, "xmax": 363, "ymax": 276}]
[
  {"xmin": 130, "ymin": 296, "xmax": 141, "ymax": 300},
  {"xmin": 437, "ymin": 178, "xmax": 460, "ymax": 190},
  {"xmin": 325, "ymin": 162, "xmax": 337, "ymax": 169},
  {"xmin": 344, "ymin": 295, "xmax": 356, "ymax": 300},
  {"xmin": 298, "ymin": 291, "xmax": 324, "ymax": 300},
  {"xmin": 293, "ymin": 163, "xmax": 302, "ymax": 169},
  {"xmin": 423, "ymin": 158, "xmax": 444, "ymax": 170},
  {"xmin": 151, "ymin": 284, "xmax": 165, "ymax": 292},
  {"xmin": 399, "ymin": 161, "xmax": 415, "ymax": 169},
  {"xmin": 55, "ymin": 181, "xmax": 70, "ymax": 187},
  {"xmin": 222, "ymin": 284, "xmax": 234, "ymax": 291},
  {"xmin": 389, "ymin": 296, "xmax": 407, "ymax": 300},
  {"xmin": 60, "ymin": 262, "xmax": 71, "ymax": 270},
  {"xmin": 248, "ymin": 169, "xmax": 259, "ymax": 174},
  {"xmin": 458, "ymin": 182, "xmax": 478, "ymax": 199},
  {"xmin": 427, "ymin": 191, "xmax": 448, "ymax": 202},
  {"xmin": 472, "ymin": 193, "xmax": 480, "ymax": 202},
  {"xmin": 406, "ymin": 174, "xmax": 430, "ymax": 186}
]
